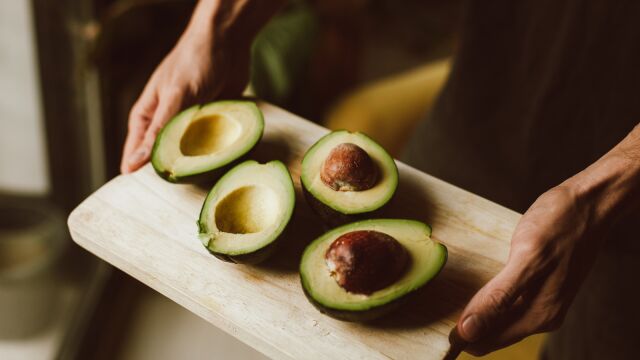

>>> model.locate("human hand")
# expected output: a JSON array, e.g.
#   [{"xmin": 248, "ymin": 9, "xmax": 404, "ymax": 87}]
[
  {"xmin": 454, "ymin": 184, "xmax": 605, "ymax": 355},
  {"xmin": 120, "ymin": 29, "xmax": 250, "ymax": 173},
  {"xmin": 448, "ymin": 124, "xmax": 640, "ymax": 356}
]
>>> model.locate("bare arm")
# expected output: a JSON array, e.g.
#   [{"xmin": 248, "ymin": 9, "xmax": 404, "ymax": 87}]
[
  {"xmin": 121, "ymin": 0, "xmax": 285, "ymax": 173},
  {"xmin": 455, "ymin": 123, "xmax": 640, "ymax": 355}
]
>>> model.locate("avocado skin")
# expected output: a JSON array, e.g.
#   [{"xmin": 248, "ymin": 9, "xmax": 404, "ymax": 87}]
[
  {"xmin": 152, "ymin": 146, "xmax": 258, "ymax": 184},
  {"xmin": 154, "ymin": 162, "xmax": 224, "ymax": 184},
  {"xmin": 206, "ymin": 242, "xmax": 277, "ymax": 265},
  {"xmin": 301, "ymin": 242, "xmax": 448, "ymax": 322},
  {"xmin": 301, "ymin": 183, "xmax": 392, "ymax": 228},
  {"xmin": 301, "ymin": 283, "xmax": 410, "ymax": 322}
]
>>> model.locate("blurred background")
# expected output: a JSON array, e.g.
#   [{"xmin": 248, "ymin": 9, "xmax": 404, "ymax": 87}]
[{"xmin": 0, "ymin": 0, "xmax": 541, "ymax": 359}]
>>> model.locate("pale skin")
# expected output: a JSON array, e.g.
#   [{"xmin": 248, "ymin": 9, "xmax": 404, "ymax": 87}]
[
  {"xmin": 121, "ymin": 0, "xmax": 640, "ymax": 355},
  {"xmin": 120, "ymin": 0, "xmax": 285, "ymax": 173}
]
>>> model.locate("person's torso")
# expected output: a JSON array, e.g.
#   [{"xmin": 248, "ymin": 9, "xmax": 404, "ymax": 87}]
[
  {"xmin": 405, "ymin": 0, "xmax": 640, "ymax": 215},
  {"xmin": 402, "ymin": 3, "xmax": 640, "ymax": 358}
]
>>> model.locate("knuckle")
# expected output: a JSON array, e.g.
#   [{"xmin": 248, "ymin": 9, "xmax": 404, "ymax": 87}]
[
  {"xmin": 511, "ymin": 236, "xmax": 555, "ymax": 271},
  {"xmin": 128, "ymin": 110, "xmax": 151, "ymax": 130},
  {"xmin": 485, "ymin": 288, "xmax": 513, "ymax": 314},
  {"xmin": 130, "ymin": 98, "xmax": 150, "ymax": 117}
]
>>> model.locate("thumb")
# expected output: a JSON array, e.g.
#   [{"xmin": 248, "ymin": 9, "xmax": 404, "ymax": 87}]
[
  {"xmin": 128, "ymin": 93, "xmax": 182, "ymax": 171},
  {"xmin": 457, "ymin": 261, "xmax": 531, "ymax": 343}
]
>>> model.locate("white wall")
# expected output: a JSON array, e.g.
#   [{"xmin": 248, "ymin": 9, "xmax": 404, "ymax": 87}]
[{"xmin": 0, "ymin": 1, "xmax": 49, "ymax": 195}]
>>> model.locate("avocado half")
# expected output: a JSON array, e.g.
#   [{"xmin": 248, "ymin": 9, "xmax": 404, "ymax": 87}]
[
  {"xmin": 151, "ymin": 100, "xmax": 264, "ymax": 183},
  {"xmin": 300, "ymin": 219, "xmax": 447, "ymax": 321},
  {"xmin": 300, "ymin": 131, "xmax": 398, "ymax": 226},
  {"xmin": 198, "ymin": 160, "xmax": 295, "ymax": 264}
]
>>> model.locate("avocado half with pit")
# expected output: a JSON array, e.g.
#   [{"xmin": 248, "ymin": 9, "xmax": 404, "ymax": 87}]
[
  {"xmin": 151, "ymin": 100, "xmax": 264, "ymax": 183},
  {"xmin": 198, "ymin": 160, "xmax": 295, "ymax": 264},
  {"xmin": 300, "ymin": 219, "xmax": 447, "ymax": 321},
  {"xmin": 300, "ymin": 131, "xmax": 398, "ymax": 226}
]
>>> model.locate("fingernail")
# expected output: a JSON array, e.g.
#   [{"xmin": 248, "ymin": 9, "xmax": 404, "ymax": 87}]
[
  {"xmin": 449, "ymin": 325, "xmax": 467, "ymax": 347},
  {"xmin": 128, "ymin": 149, "xmax": 148, "ymax": 165},
  {"xmin": 461, "ymin": 315, "xmax": 483, "ymax": 342}
]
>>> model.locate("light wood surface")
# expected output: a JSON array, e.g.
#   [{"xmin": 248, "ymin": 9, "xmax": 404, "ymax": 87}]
[{"xmin": 68, "ymin": 102, "xmax": 521, "ymax": 360}]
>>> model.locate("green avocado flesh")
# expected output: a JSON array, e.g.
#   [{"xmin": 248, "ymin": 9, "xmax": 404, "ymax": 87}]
[
  {"xmin": 198, "ymin": 160, "xmax": 295, "ymax": 263},
  {"xmin": 300, "ymin": 219, "xmax": 447, "ymax": 320},
  {"xmin": 300, "ymin": 131, "xmax": 398, "ymax": 215},
  {"xmin": 151, "ymin": 101, "xmax": 264, "ymax": 183}
]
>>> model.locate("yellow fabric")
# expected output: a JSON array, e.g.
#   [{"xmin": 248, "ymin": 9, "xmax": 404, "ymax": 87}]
[
  {"xmin": 460, "ymin": 334, "xmax": 546, "ymax": 360},
  {"xmin": 325, "ymin": 58, "xmax": 451, "ymax": 157}
]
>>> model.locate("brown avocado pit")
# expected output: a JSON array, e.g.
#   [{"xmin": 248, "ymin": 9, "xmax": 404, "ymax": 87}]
[
  {"xmin": 325, "ymin": 230, "xmax": 410, "ymax": 295},
  {"xmin": 320, "ymin": 143, "xmax": 379, "ymax": 192}
]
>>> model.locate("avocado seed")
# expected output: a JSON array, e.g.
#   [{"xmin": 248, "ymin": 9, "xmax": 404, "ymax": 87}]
[
  {"xmin": 325, "ymin": 230, "xmax": 410, "ymax": 295},
  {"xmin": 320, "ymin": 143, "xmax": 378, "ymax": 191}
]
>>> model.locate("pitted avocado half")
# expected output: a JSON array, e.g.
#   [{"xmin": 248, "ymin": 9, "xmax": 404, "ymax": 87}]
[
  {"xmin": 152, "ymin": 100, "xmax": 264, "ymax": 183},
  {"xmin": 198, "ymin": 160, "xmax": 295, "ymax": 264}
]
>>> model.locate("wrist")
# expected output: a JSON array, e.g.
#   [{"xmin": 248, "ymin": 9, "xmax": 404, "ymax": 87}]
[
  {"xmin": 185, "ymin": 0, "xmax": 284, "ymax": 50},
  {"xmin": 563, "ymin": 129, "xmax": 640, "ymax": 227}
]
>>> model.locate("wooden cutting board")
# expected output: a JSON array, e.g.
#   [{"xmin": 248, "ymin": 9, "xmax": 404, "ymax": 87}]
[{"xmin": 68, "ymin": 102, "xmax": 520, "ymax": 360}]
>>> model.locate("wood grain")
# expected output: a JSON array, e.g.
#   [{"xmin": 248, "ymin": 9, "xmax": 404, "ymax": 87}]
[{"xmin": 68, "ymin": 102, "xmax": 521, "ymax": 360}]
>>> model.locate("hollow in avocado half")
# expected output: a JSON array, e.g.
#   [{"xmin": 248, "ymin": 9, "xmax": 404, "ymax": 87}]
[
  {"xmin": 198, "ymin": 160, "xmax": 295, "ymax": 264},
  {"xmin": 151, "ymin": 100, "xmax": 264, "ymax": 183},
  {"xmin": 300, "ymin": 219, "xmax": 447, "ymax": 321},
  {"xmin": 300, "ymin": 131, "xmax": 399, "ymax": 226}
]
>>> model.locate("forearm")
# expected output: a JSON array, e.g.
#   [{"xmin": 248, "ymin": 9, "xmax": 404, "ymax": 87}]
[
  {"xmin": 185, "ymin": 0, "xmax": 285, "ymax": 47},
  {"xmin": 564, "ymin": 123, "xmax": 640, "ymax": 227}
]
